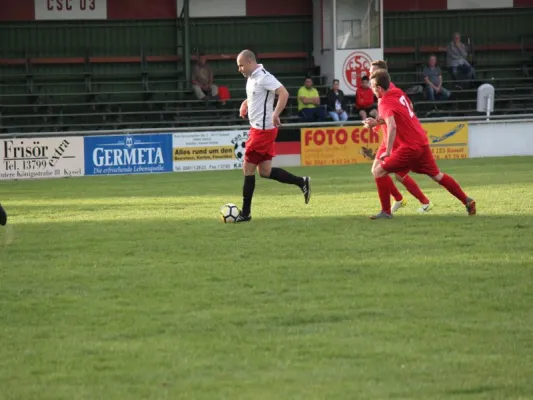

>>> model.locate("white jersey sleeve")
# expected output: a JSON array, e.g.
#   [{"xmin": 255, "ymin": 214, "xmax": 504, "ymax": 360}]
[{"xmin": 258, "ymin": 73, "xmax": 282, "ymax": 91}]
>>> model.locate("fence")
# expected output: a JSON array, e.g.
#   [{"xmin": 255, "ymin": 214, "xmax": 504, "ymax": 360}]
[{"xmin": 1, "ymin": 114, "xmax": 532, "ymax": 181}]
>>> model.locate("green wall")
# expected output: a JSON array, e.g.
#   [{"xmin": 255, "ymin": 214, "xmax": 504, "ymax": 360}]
[{"xmin": 385, "ymin": 8, "xmax": 533, "ymax": 47}]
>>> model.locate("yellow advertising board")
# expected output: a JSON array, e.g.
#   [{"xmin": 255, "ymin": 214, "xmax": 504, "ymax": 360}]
[
  {"xmin": 300, "ymin": 122, "xmax": 468, "ymax": 166},
  {"xmin": 300, "ymin": 126, "xmax": 383, "ymax": 166},
  {"xmin": 423, "ymin": 122, "xmax": 469, "ymax": 160}
]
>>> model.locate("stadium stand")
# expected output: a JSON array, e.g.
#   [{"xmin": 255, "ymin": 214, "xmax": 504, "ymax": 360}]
[
  {"xmin": 2, "ymin": 9, "xmax": 533, "ymax": 133},
  {"xmin": 0, "ymin": 49, "xmax": 325, "ymax": 132},
  {"xmin": 2, "ymin": 45, "xmax": 533, "ymax": 133}
]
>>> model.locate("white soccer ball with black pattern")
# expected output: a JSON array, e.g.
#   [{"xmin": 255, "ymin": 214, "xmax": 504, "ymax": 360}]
[{"xmin": 220, "ymin": 203, "xmax": 240, "ymax": 223}]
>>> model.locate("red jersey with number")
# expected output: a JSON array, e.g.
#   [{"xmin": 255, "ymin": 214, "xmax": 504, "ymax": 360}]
[
  {"xmin": 378, "ymin": 82, "xmax": 412, "ymax": 108},
  {"xmin": 378, "ymin": 87, "xmax": 428, "ymax": 149}
]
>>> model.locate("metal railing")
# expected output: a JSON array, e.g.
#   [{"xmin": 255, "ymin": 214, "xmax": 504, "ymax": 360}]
[{"xmin": 2, "ymin": 113, "xmax": 533, "ymax": 139}]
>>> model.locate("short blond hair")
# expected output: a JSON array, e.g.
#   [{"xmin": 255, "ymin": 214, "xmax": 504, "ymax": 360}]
[{"xmin": 371, "ymin": 60, "xmax": 388, "ymax": 71}]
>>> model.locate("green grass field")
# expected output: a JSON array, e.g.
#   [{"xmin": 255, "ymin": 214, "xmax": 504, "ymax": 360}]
[{"xmin": 1, "ymin": 156, "xmax": 532, "ymax": 400}]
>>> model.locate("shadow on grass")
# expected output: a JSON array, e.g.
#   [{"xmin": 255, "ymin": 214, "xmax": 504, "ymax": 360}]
[
  {"xmin": 0, "ymin": 156, "xmax": 532, "ymax": 202},
  {"xmin": 1, "ymin": 214, "xmax": 531, "ymax": 261}
]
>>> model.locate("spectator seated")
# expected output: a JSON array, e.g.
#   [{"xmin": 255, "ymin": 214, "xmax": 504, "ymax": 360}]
[
  {"xmin": 191, "ymin": 53, "xmax": 220, "ymax": 102},
  {"xmin": 446, "ymin": 32, "xmax": 476, "ymax": 88},
  {"xmin": 354, "ymin": 76, "xmax": 377, "ymax": 120},
  {"xmin": 422, "ymin": 55, "xmax": 451, "ymax": 102},
  {"xmin": 326, "ymin": 79, "xmax": 349, "ymax": 122},
  {"xmin": 297, "ymin": 77, "xmax": 326, "ymax": 122}
]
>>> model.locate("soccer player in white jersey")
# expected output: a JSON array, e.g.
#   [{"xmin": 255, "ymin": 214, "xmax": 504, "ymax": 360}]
[
  {"xmin": 0, "ymin": 203, "xmax": 6, "ymax": 226},
  {"xmin": 234, "ymin": 49, "xmax": 311, "ymax": 222}
]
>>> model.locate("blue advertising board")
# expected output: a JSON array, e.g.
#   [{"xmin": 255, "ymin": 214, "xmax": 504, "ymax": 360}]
[{"xmin": 84, "ymin": 134, "xmax": 173, "ymax": 176}]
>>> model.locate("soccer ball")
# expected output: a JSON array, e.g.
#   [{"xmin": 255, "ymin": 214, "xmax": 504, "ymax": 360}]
[{"xmin": 220, "ymin": 203, "xmax": 240, "ymax": 223}]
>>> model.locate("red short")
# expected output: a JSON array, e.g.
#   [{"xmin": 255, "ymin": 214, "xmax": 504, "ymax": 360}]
[
  {"xmin": 376, "ymin": 146, "xmax": 410, "ymax": 177},
  {"xmin": 244, "ymin": 127, "xmax": 278, "ymax": 165},
  {"xmin": 380, "ymin": 145, "xmax": 440, "ymax": 177}
]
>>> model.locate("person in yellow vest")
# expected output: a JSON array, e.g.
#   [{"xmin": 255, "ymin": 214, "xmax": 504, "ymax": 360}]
[{"xmin": 297, "ymin": 77, "xmax": 326, "ymax": 122}]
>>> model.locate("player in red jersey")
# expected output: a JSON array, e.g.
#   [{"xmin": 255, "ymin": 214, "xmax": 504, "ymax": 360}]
[
  {"xmin": 368, "ymin": 69, "xmax": 476, "ymax": 219},
  {"xmin": 0, "ymin": 203, "xmax": 6, "ymax": 226},
  {"xmin": 365, "ymin": 60, "xmax": 432, "ymax": 214}
]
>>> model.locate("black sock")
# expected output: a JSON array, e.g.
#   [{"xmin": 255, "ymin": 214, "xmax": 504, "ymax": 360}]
[
  {"xmin": 242, "ymin": 175, "xmax": 255, "ymax": 216},
  {"xmin": 0, "ymin": 203, "xmax": 6, "ymax": 226},
  {"xmin": 269, "ymin": 167, "xmax": 304, "ymax": 187}
]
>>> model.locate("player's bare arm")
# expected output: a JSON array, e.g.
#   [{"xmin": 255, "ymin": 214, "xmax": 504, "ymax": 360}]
[
  {"xmin": 364, "ymin": 117, "xmax": 386, "ymax": 128},
  {"xmin": 273, "ymin": 86, "xmax": 289, "ymax": 126},
  {"xmin": 364, "ymin": 118, "xmax": 377, "ymax": 128},
  {"xmin": 239, "ymin": 99, "xmax": 248, "ymax": 118},
  {"xmin": 381, "ymin": 115, "xmax": 396, "ymax": 159}
]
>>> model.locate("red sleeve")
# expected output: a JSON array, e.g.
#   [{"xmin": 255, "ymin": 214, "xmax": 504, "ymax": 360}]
[{"xmin": 379, "ymin": 100, "xmax": 393, "ymax": 119}]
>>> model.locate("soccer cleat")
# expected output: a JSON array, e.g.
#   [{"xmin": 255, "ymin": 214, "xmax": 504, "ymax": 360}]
[
  {"xmin": 301, "ymin": 177, "xmax": 311, "ymax": 204},
  {"xmin": 466, "ymin": 198, "xmax": 476, "ymax": 216},
  {"xmin": 0, "ymin": 203, "xmax": 6, "ymax": 226},
  {"xmin": 391, "ymin": 198, "xmax": 407, "ymax": 214},
  {"xmin": 417, "ymin": 202, "xmax": 433, "ymax": 213},
  {"xmin": 370, "ymin": 211, "xmax": 392, "ymax": 220},
  {"xmin": 235, "ymin": 213, "xmax": 252, "ymax": 223}
]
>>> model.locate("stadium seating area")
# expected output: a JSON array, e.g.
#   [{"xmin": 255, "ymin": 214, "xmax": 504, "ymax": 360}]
[{"xmin": 1, "ymin": 32, "xmax": 533, "ymax": 133}]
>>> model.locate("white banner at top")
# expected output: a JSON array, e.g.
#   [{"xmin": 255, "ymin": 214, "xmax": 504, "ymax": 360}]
[
  {"xmin": 35, "ymin": 0, "xmax": 107, "ymax": 20},
  {"xmin": 176, "ymin": 0, "xmax": 246, "ymax": 17},
  {"xmin": 447, "ymin": 0, "xmax": 513, "ymax": 9}
]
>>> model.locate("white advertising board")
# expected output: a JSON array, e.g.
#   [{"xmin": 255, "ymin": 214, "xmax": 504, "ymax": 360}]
[
  {"xmin": 0, "ymin": 137, "xmax": 85, "ymax": 180},
  {"xmin": 172, "ymin": 130, "xmax": 249, "ymax": 172},
  {"xmin": 469, "ymin": 121, "xmax": 533, "ymax": 158}
]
